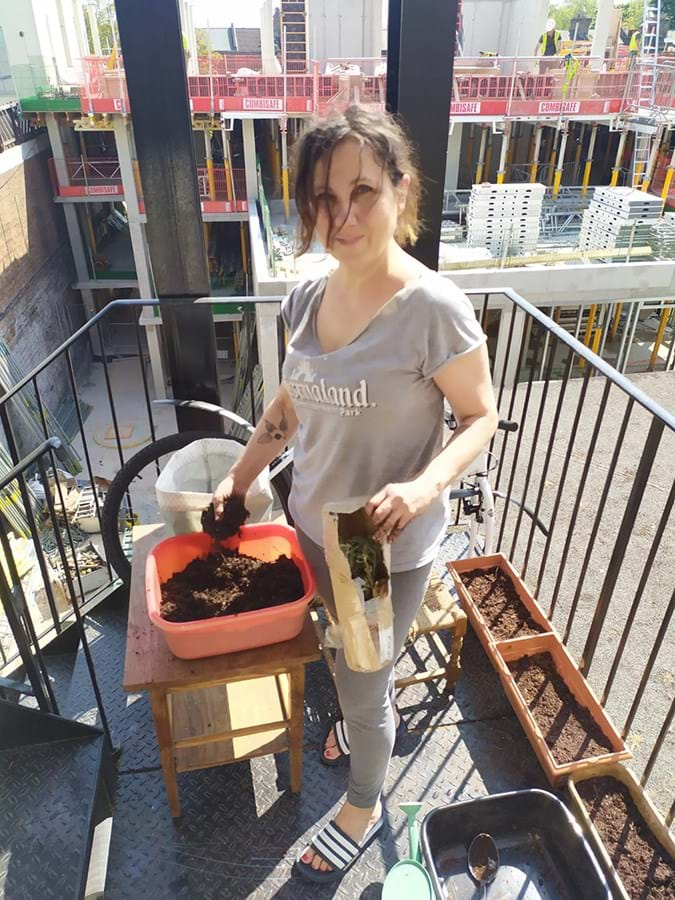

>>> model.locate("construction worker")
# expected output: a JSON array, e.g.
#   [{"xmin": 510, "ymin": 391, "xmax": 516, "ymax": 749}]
[
  {"xmin": 629, "ymin": 28, "xmax": 642, "ymax": 58},
  {"xmin": 536, "ymin": 19, "xmax": 563, "ymax": 74}
]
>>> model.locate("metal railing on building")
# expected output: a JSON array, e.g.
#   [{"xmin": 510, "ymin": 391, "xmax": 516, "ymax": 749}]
[{"xmin": 0, "ymin": 290, "xmax": 672, "ymax": 819}]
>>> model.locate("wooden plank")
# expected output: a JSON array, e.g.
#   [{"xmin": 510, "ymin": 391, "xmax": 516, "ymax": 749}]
[
  {"xmin": 123, "ymin": 524, "xmax": 321, "ymax": 692},
  {"xmin": 171, "ymin": 675, "xmax": 290, "ymax": 771}
]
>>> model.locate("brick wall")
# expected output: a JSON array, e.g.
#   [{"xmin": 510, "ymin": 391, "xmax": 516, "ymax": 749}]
[
  {"xmin": 0, "ymin": 140, "xmax": 87, "ymax": 412},
  {"xmin": 0, "ymin": 139, "xmax": 88, "ymax": 458}
]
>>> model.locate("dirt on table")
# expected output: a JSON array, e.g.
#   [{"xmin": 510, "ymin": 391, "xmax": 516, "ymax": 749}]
[
  {"xmin": 160, "ymin": 548, "xmax": 304, "ymax": 622},
  {"xmin": 201, "ymin": 498, "xmax": 249, "ymax": 541},
  {"xmin": 508, "ymin": 652, "xmax": 613, "ymax": 764},
  {"xmin": 460, "ymin": 567, "xmax": 546, "ymax": 640},
  {"xmin": 577, "ymin": 777, "xmax": 675, "ymax": 899}
]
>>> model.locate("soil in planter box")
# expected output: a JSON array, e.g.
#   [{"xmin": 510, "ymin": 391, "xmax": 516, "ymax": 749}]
[
  {"xmin": 577, "ymin": 777, "xmax": 674, "ymax": 899},
  {"xmin": 160, "ymin": 548, "xmax": 304, "ymax": 622},
  {"xmin": 460, "ymin": 568, "xmax": 545, "ymax": 639},
  {"xmin": 201, "ymin": 498, "xmax": 249, "ymax": 541},
  {"xmin": 508, "ymin": 652, "xmax": 613, "ymax": 764}
]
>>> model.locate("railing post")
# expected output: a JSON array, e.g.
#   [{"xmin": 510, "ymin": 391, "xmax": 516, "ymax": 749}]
[
  {"xmin": 580, "ymin": 417, "xmax": 665, "ymax": 673},
  {"xmin": 256, "ymin": 301, "xmax": 281, "ymax": 409}
]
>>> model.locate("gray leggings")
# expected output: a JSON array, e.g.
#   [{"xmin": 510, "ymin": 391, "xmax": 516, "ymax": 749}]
[{"xmin": 297, "ymin": 529, "xmax": 433, "ymax": 809}]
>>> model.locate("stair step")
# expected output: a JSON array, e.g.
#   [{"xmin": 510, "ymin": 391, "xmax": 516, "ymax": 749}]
[{"xmin": 0, "ymin": 700, "xmax": 113, "ymax": 899}]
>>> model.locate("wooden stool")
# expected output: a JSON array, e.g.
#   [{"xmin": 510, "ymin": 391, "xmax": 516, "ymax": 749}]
[
  {"xmin": 123, "ymin": 525, "xmax": 321, "ymax": 817},
  {"xmin": 395, "ymin": 575, "xmax": 467, "ymax": 693},
  {"xmin": 312, "ymin": 575, "xmax": 467, "ymax": 693}
]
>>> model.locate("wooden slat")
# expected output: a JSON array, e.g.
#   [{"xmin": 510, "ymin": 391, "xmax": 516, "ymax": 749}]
[
  {"xmin": 123, "ymin": 525, "xmax": 321, "ymax": 693},
  {"xmin": 171, "ymin": 675, "xmax": 290, "ymax": 770}
]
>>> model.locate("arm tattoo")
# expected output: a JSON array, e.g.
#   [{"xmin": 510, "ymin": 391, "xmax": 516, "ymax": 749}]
[{"xmin": 257, "ymin": 411, "xmax": 289, "ymax": 444}]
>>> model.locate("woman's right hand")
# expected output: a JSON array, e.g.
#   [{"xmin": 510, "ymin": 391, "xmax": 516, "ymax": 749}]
[{"xmin": 213, "ymin": 473, "xmax": 246, "ymax": 519}]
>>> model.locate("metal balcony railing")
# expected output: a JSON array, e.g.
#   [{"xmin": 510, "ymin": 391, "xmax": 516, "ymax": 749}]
[
  {"xmin": 0, "ymin": 290, "xmax": 672, "ymax": 819},
  {"xmin": 23, "ymin": 54, "xmax": 675, "ymax": 120}
]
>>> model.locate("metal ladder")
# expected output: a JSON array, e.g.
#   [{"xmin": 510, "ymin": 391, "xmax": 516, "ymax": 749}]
[{"xmin": 630, "ymin": 1, "xmax": 662, "ymax": 187}]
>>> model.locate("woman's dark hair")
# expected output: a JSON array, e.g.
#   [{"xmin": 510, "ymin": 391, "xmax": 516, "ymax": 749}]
[{"xmin": 292, "ymin": 105, "xmax": 422, "ymax": 255}]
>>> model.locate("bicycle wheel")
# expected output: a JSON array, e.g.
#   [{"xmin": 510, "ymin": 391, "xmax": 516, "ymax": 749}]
[{"xmin": 101, "ymin": 430, "xmax": 293, "ymax": 586}]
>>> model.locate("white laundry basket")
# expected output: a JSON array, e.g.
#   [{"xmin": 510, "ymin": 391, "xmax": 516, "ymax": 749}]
[{"xmin": 155, "ymin": 438, "xmax": 273, "ymax": 535}]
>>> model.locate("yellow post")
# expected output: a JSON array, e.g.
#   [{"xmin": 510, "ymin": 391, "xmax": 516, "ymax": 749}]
[
  {"xmin": 648, "ymin": 308, "xmax": 672, "ymax": 370},
  {"xmin": 281, "ymin": 122, "xmax": 290, "ymax": 222},
  {"xmin": 641, "ymin": 127, "xmax": 663, "ymax": 192},
  {"xmin": 475, "ymin": 125, "xmax": 488, "ymax": 183},
  {"xmin": 610, "ymin": 130, "xmax": 627, "ymax": 187},
  {"xmin": 572, "ymin": 123, "xmax": 585, "ymax": 183},
  {"xmin": 496, "ymin": 124, "xmax": 510, "ymax": 185},
  {"xmin": 204, "ymin": 130, "xmax": 216, "ymax": 200},
  {"xmin": 530, "ymin": 125, "xmax": 542, "ymax": 183},
  {"xmin": 553, "ymin": 127, "xmax": 568, "ymax": 199},
  {"xmin": 221, "ymin": 126, "xmax": 234, "ymax": 202},
  {"xmin": 240, "ymin": 223, "xmax": 248, "ymax": 274},
  {"xmin": 548, "ymin": 128, "xmax": 559, "ymax": 187},
  {"xmin": 581, "ymin": 124, "xmax": 598, "ymax": 198},
  {"xmin": 611, "ymin": 303, "xmax": 623, "ymax": 339},
  {"xmin": 579, "ymin": 303, "xmax": 597, "ymax": 368},
  {"xmin": 591, "ymin": 326, "xmax": 602, "ymax": 357},
  {"xmin": 507, "ymin": 121, "xmax": 518, "ymax": 171},
  {"xmin": 271, "ymin": 122, "xmax": 282, "ymax": 195},
  {"xmin": 484, "ymin": 130, "xmax": 494, "ymax": 182},
  {"xmin": 659, "ymin": 140, "xmax": 675, "ymax": 202}
]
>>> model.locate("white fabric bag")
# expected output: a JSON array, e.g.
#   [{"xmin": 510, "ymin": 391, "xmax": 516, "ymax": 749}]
[{"xmin": 155, "ymin": 438, "xmax": 273, "ymax": 535}]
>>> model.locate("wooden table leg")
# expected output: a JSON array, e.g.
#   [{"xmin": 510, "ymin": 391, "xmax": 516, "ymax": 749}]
[
  {"xmin": 150, "ymin": 688, "xmax": 181, "ymax": 817},
  {"xmin": 445, "ymin": 632, "xmax": 465, "ymax": 693},
  {"xmin": 288, "ymin": 665, "xmax": 306, "ymax": 794}
]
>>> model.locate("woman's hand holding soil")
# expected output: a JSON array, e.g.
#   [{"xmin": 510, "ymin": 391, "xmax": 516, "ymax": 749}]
[
  {"xmin": 212, "ymin": 472, "xmax": 247, "ymax": 519},
  {"xmin": 366, "ymin": 474, "xmax": 439, "ymax": 542}
]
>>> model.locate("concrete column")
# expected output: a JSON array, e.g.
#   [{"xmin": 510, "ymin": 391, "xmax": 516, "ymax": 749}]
[
  {"xmin": 591, "ymin": 0, "xmax": 614, "ymax": 68},
  {"xmin": 45, "ymin": 113, "xmax": 69, "ymax": 186},
  {"xmin": 86, "ymin": 3, "xmax": 102, "ymax": 55},
  {"xmin": 260, "ymin": 0, "xmax": 276, "ymax": 74},
  {"xmin": 242, "ymin": 119, "xmax": 259, "ymax": 202},
  {"xmin": 185, "ymin": 2, "xmax": 199, "ymax": 77},
  {"xmin": 444, "ymin": 123, "xmax": 463, "ymax": 192},
  {"xmin": 61, "ymin": 204, "xmax": 100, "ymax": 353},
  {"xmin": 113, "ymin": 116, "xmax": 166, "ymax": 399}
]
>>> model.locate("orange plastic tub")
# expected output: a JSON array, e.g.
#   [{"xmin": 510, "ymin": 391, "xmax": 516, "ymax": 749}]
[{"xmin": 146, "ymin": 523, "xmax": 316, "ymax": 660}]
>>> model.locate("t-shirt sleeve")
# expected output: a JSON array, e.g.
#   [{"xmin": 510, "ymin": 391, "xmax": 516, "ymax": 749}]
[
  {"xmin": 419, "ymin": 281, "xmax": 487, "ymax": 378},
  {"xmin": 281, "ymin": 284, "xmax": 301, "ymax": 333},
  {"xmin": 280, "ymin": 279, "xmax": 320, "ymax": 335}
]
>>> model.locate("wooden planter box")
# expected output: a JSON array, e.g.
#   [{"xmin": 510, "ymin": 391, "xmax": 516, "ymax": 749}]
[
  {"xmin": 447, "ymin": 553, "xmax": 554, "ymax": 657},
  {"xmin": 495, "ymin": 633, "xmax": 630, "ymax": 784},
  {"xmin": 568, "ymin": 764, "xmax": 675, "ymax": 900}
]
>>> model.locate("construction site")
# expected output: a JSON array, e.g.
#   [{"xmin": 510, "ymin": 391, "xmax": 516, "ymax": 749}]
[{"xmin": 0, "ymin": 1, "xmax": 672, "ymax": 898}]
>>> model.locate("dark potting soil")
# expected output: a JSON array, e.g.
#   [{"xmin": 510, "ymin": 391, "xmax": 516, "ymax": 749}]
[
  {"xmin": 160, "ymin": 548, "xmax": 304, "ymax": 622},
  {"xmin": 201, "ymin": 498, "xmax": 249, "ymax": 541},
  {"xmin": 577, "ymin": 777, "xmax": 675, "ymax": 899},
  {"xmin": 460, "ymin": 567, "xmax": 545, "ymax": 639},
  {"xmin": 508, "ymin": 652, "xmax": 613, "ymax": 764}
]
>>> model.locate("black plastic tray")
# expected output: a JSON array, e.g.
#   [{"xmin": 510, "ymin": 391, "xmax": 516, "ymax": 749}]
[{"xmin": 421, "ymin": 789, "xmax": 611, "ymax": 900}]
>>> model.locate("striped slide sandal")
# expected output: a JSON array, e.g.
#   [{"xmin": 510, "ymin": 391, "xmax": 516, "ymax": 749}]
[{"xmin": 295, "ymin": 810, "xmax": 385, "ymax": 884}]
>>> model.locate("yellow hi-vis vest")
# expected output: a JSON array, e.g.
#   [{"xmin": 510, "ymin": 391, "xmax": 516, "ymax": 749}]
[
  {"xmin": 541, "ymin": 30, "xmax": 562, "ymax": 55},
  {"xmin": 629, "ymin": 32, "xmax": 641, "ymax": 53}
]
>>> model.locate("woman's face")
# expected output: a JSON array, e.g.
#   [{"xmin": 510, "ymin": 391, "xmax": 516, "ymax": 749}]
[{"xmin": 312, "ymin": 138, "xmax": 410, "ymax": 264}]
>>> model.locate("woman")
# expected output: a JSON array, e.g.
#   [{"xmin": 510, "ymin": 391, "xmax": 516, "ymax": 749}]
[{"xmin": 213, "ymin": 105, "xmax": 498, "ymax": 884}]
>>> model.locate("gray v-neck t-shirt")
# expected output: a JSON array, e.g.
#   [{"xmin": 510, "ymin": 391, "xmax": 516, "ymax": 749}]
[{"xmin": 281, "ymin": 271, "xmax": 486, "ymax": 572}]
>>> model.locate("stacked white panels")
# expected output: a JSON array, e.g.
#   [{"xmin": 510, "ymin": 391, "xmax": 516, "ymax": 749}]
[
  {"xmin": 466, "ymin": 183, "xmax": 545, "ymax": 257},
  {"xmin": 579, "ymin": 187, "xmax": 662, "ymax": 252}
]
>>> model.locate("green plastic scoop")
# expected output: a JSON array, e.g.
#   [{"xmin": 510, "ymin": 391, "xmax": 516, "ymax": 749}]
[{"xmin": 382, "ymin": 802, "xmax": 434, "ymax": 900}]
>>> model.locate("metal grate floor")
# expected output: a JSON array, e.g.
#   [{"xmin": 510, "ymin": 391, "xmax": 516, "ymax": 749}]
[{"xmin": 47, "ymin": 532, "xmax": 549, "ymax": 899}]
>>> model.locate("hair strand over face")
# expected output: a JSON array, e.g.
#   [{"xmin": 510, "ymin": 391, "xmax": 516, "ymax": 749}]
[{"xmin": 292, "ymin": 105, "xmax": 423, "ymax": 256}]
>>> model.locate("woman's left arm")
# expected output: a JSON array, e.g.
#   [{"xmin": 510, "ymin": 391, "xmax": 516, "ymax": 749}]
[{"xmin": 367, "ymin": 343, "xmax": 498, "ymax": 541}]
